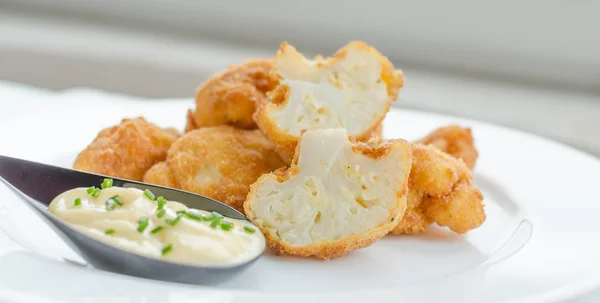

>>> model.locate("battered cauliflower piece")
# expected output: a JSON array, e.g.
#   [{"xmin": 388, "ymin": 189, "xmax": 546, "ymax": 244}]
[
  {"xmin": 186, "ymin": 59, "xmax": 278, "ymax": 131},
  {"xmin": 417, "ymin": 125, "xmax": 478, "ymax": 169},
  {"xmin": 143, "ymin": 126, "xmax": 285, "ymax": 213},
  {"xmin": 390, "ymin": 144, "xmax": 485, "ymax": 235},
  {"xmin": 423, "ymin": 180, "xmax": 485, "ymax": 234},
  {"xmin": 244, "ymin": 129, "xmax": 411, "ymax": 259},
  {"xmin": 392, "ymin": 186, "xmax": 430, "ymax": 234},
  {"xmin": 254, "ymin": 41, "xmax": 404, "ymax": 163},
  {"xmin": 143, "ymin": 161, "xmax": 178, "ymax": 188},
  {"xmin": 73, "ymin": 117, "xmax": 180, "ymax": 181}
]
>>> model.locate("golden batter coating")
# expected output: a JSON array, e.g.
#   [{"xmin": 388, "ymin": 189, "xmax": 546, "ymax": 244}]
[
  {"xmin": 143, "ymin": 161, "xmax": 178, "ymax": 188},
  {"xmin": 390, "ymin": 143, "xmax": 485, "ymax": 235},
  {"xmin": 73, "ymin": 117, "xmax": 179, "ymax": 181},
  {"xmin": 368, "ymin": 123, "xmax": 384, "ymax": 140},
  {"xmin": 143, "ymin": 126, "xmax": 285, "ymax": 213},
  {"xmin": 422, "ymin": 180, "xmax": 485, "ymax": 234},
  {"xmin": 186, "ymin": 59, "xmax": 278, "ymax": 131},
  {"xmin": 417, "ymin": 125, "xmax": 478, "ymax": 169}
]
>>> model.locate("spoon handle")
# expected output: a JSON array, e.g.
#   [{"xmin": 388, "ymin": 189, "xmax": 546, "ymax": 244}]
[{"xmin": 0, "ymin": 155, "xmax": 105, "ymax": 206}]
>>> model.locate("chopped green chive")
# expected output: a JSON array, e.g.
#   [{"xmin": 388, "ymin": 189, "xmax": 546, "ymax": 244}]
[
  {"xmin": 157, "ymin": 209, "xmax": 166, "ymax": 218},
  {"xmin": 137, "ymin": 216, "xmax": 149, "ymax": 232},
  {"xmin": 74, "ymin": 198, "xmax": 81, "ymax": 206},
  {"xmin": 161, "ymin": 244, "xmax": 173, "ymax": 255},
  {"xmin": 182, "ymin": 211, "xmax": 203, "ymax": 221},
  {"xmin": 105, "ymin": 199, "xmax": 116, "ymax": 211},
  {"xmin": 157, "ymin": 196, "xmax": 166, "ymax": 210},
  {"xmin": 244, "ymin": 226, "xmax": 256, "ymax": 234},
  {"xmin": 220, "ymin": 221, "xmax": 234, "ymax": 231},
  {"xmin": 210, "ymin": 217, "xmax": 222, "ymax": 228},
  {"xmin": 87, "ymin": 186, "xmax": 101, "ymax": 198},
  {"xmin": 101, "ymin": 178, "xmax": 113, "ymax": 189},
  {"xmin": 202, "ymin": 214, "xmax": 214, "ymax": 221},
  {"xmin": 211, "ymin": 211, "xmax": 224, "ymax": 219},
  {"xmin": 150, "ymin": 226, "xmax": 164, "ymax": 234},
  {"xmin": 105, "ymin": 228, "xmax": 115, "ymax": 235},
  {"xmin": 166, "ymin": 212, "xmax": 183, "ymax": 226},
  {"xmin": 143, "ymin": 189, "xmax": 155, "ymax": 201},
  {"xmin": 91, "ymin": 188, "xmax": 101, "ymax": 198},
  {"xmin": 109, "ymin": 195, "xmax": 124, "ymax": 206}
]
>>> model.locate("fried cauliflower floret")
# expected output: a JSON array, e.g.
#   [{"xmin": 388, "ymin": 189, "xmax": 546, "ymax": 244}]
[
  {"xmin": 390, "ymin": 144, "xmax": 485, "ymax": 235},
  {"xmin": 185, "ymin": 59, "xmax": 278, "ymax": 131},
  {"xmin": 244, "ymin": 129, "xmax": 411, "ymax": 259},
  {"xmin": 143, "ymin": 126, "xmax": 285, "ymax": 213},
  {"xmin": 143, "ymin": 161, "xmax": 178, "ymax": 188},
  {"xmin": 417, "ymin": 125, "xmax": 478, "ymax": 169},
  {"xmin": 254, "ymin": 41, "xmax": 404, "ymax": 163},
  {"xmin": 422, "ymin": 180, "xmax": 485, "ymax": 234},
  {"xmin": 73, "ymin": 117, "xmax": 180, "ymax": 181},
  {"xmin": 392, "ymin": 186, "xmax": 429, "ymax": 234}
]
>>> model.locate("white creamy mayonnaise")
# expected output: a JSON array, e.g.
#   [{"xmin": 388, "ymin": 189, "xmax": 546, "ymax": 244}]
[{"xmin": 48, "ymin": 185, "xmax": 265, "ymax": 266}]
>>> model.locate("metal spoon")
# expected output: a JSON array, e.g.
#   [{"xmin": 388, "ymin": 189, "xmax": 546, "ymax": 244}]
[{"xmin": 0, "ymin": 154, "xmax": 264, "ymax": 285}]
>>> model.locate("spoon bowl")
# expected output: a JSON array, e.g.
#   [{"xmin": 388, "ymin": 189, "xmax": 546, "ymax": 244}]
[{"xmin": 0, "ymin": 154, "xmax": 263, "ymax": 285}]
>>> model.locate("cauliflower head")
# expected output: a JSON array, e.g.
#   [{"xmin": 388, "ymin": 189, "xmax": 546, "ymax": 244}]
[
  {"xmin": 244, "ymin": 128, "xmax": 411, "ymax": 259},
  {"xmin": 254, "ymin": 41, "xmax": 404, "ymax": 163},
  {"xmin": 144, "ymin": 126, "xmax": 285, "ymax": 213}
]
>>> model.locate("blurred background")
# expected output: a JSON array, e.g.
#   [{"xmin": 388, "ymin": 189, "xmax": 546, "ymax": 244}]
[{"xmin": 0, "ymin": 0, "xmax": 599, "ymax": 156}]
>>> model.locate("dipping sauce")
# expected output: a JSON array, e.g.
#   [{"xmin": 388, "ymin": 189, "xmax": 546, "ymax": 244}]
[{"xmin": 48, "ymin": 182, "xmax": 265, "ymax": 266}]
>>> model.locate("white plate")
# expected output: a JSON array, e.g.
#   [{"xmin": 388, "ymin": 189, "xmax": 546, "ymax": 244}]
[{"xmin": 1, "ymin": 96, "xmax": 600, "ymax": 303}]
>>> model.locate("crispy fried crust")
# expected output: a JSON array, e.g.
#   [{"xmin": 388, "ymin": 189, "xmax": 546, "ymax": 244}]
[
  {"xmin": 143, "ymin": 161, "xmax": 178, "ymax": 188},
  {"xmin": 244, "ymin": 134, "xmax": 411, "ymax": 259},
  {"xmin": 184, "ymin": 109, "xmax": 199, "ymax": 133},
  {"xmin": 144, "ymin": 126, "xmax": 285, "ymax": 213},
  {"xmin": 417, "ymin": 125, "xmax": 478, "ymax": 169},
  {"xmin": 186, "ymin": 59, "xmax": 278, "ymax": 131},
  {"xmin": 408, "ymin": 143, "xmax": 469, "ymax": 196},
  {"xmin": 254, "ymin": 102, "xmax": 299, "ymax": 163},
  {"xmin": 390, "ymin": 188, "xmax": 429, "ymax": 234},
  {"xmin": 391, "ymin": 125, "xmax": 483, "ymax": 234},
  {"xmin": 262, "ymin": 221, "xmax": 403, "ymax": 259},
  {"xmin": 352, "ymin": 138, "xmax": 399, "ymax": 160},
  {"xmin": 254, "ymin": 42, "xmax": 403, "ymax": 164},
  {"xmin": 368, "ymin": 123, "xmax": 384, "ymax": 140},
  {"xmin": 390, "ymin": 143, "xmax": 485, "ymax": 235},
  {"xmin": 422, "ymin": 180, "xmax": 485, "ymax": 234},
  {"xmin": 73, "ymin": 117, "xmax": 180, "ymax": 181}
]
